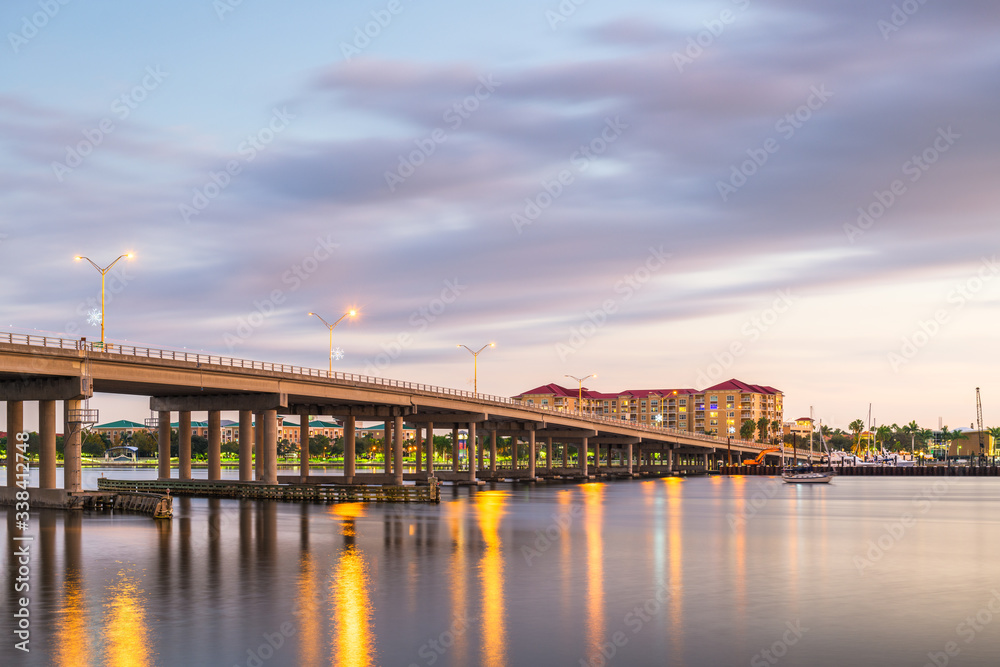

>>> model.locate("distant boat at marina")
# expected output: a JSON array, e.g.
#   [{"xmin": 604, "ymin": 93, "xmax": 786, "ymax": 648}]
[{"xmin": 782, "ymin": 465, "xmax": 833, "ymax": 484}]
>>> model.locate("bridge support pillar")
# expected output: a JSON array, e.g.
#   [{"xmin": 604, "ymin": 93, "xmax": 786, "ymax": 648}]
[
  {"xmin": 627, "ymin": 443, "xmax": 634, "ymax": 475},
  {"xmin": 667, "ymin": 447, "xmax": 674, "ymax": 474},
  {"xmin": 254, "ymin": 412, "xmax": 263, "ymax": 481},
  {"xmin": 178, "ymin": 411, "xmax": 192, "ymax": 480},
  {"xmin": 562, "ymin": 440, "xmax": 568, "ymax": 468},
  {"xmin": 452, "ymin": 426, "xmax": 459, "ymax": 472},
  {"xmin": 298, "ymin": 412, "xmax": 310, "ymax": 483},
  {"xmin": 262, "ymin": 409, "xmax": 277, "ymax": 484},
  {"xmin": 5, "ymin": 400, "xmax": 23, "ymax": 488},
  {"xmin": 62, "ymin": 399, "xmax": 81, "ymax": 492},
  {"xmin": 158, "ymin": 411, "xmax": 171, "ymax": 479},
  {"xmin": 208, "ymin": 410, "xmax": 221, "ymax": 481},
  {"xmin": 580, "ymin": 437, "xmax": 588, "ymax": 477},
  {"xmin": 344, "ymin": 416, "xmax": 356, "ymax": 483},
  {"xmin": 38, "ymin": 400, "xmax": 56, "ymax": 489},
  {"xmin": 545, "ymin": 437, "xmax": 553, "ymax": 471},
  {"xmin": 424, "ymin": 422, "xmax": 433, "ymax": 476},
  {"xmin": 467, "ymin": 422, "xmax": 477, "ymax": 483},
  {"xmin": 477, "ymin": 432, "xmax": 484, "ymax": 472},
  {"xmin": 528, "ymin": 430, "xmax": 536, "ymax": 480},
  {"xmin": 384, "ymin": 420, "xmax": 392, "ymax": 475},
  {"xmin": 393, "ymin": 415, "xmax": 404, "ymax": 485},
  {"xmin": 415, "ymin": 426, "xmax": 423, "ymax": 474},
  {"xmin": 490, "ymin": 430, "xmax": 497, "ymax": 473},
  {"xmin": 238, "ymin": 410, "xmax": 253, "ymax": 482}
]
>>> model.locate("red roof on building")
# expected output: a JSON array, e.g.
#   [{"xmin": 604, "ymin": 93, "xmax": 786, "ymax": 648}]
[
  {"xmin": 515, "ymin": 383, "xmax": 583, "ymax": 398},
  {"xmin": 701, "ymin": 379, "xmax": 781, "ymax": 395}
]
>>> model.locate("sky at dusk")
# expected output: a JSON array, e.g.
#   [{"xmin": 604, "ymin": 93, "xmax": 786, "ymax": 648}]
[{"xmin": 2, "ymin": 0, "xmax": 999, "ymax": 432}]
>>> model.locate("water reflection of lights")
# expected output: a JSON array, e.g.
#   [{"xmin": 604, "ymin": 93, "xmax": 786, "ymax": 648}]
[
  {"xmin": 448, "ymin": 500, "xmax": 469, "ymax": 665},
  {"xmin": 296, "ymin": 553, "xmax": 321, "ymax": 667},
  {"xmin": 475, "ymin": 490, "xmax": 508, "ymax": 667},
  {"xmin": 102, "ymin": 565, "xmax": 154, "ymax": 667},
  {"xmin": 54, "ymin": 570, "xmax": 91, "ymax": 666},
  {"xmin": 664, "ymin": 477, "xmax": 683, "ymax": 660},
  {"xmin": 581, "ymin": 483, "xmax": 605, "ymax": 663},
  {"xmin": 328, "ymin": 502, "xmax": 376, "ymax": 667}
]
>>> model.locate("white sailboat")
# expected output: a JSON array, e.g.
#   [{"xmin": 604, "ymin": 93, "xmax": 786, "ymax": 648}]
[{"xmin": 782, "ymin": 409, "xmax": 833, "ymax": 484}]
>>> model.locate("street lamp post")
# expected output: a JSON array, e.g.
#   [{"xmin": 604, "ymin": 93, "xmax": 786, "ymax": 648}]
[
  {"xmin": 565, "ymin": 374, "xmax": 596, "ymax": 415},
  {"xmin": 457, "ymin": 343, "xmax": 494, "ymax": 394},
  {"xmin": 308, "ymin": 310, "xmax": 356, "ymax": 375},
  {"xmin": 75, "ymin": 253, "xmax": 132, "ymax": 346}
]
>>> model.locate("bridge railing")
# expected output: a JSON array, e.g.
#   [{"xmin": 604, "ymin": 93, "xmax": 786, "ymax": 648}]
[{"xmin": 1, "ymin": 331, "xmax": 767, "ymax": 450}]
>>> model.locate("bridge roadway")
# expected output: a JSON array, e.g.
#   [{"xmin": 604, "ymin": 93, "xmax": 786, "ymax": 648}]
[{"xmin": 0, "ymin": 333, "xmax": 774, "ymax": 499}]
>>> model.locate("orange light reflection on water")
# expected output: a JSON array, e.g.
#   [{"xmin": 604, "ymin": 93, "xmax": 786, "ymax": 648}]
[
  {"xmin": 447, "ymin": 499, "xmax": 469, "ymax": 665},
  {"xmin": 581, "ymin": 483, "xmax": 605, "ymax": 663},
  {"xmin": 296, "ymin": 552, "xmax": 321, "ymax": 667},
  {"xmin": 664, "ymin": 477, "xmax": 683, "ymax": 659},
  {"xmin": 53, "ymin": 571, "xmax": 90, "ymax": 666},
  {"xmin": 101, "ymin": 565, "xmax": 154, "ymax": 667},
  {"xmin": 329, "ymin": 503, "xmax": 376, "ymax": 667},
  {"xmin": 475, "ymin": 490, "xmax": 508, "ymax": 667}
]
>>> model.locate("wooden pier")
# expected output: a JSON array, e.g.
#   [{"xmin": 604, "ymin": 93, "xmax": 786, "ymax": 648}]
[{"xmin": 97, "ymin": 477, "xmax": 441, "ymax": 503}]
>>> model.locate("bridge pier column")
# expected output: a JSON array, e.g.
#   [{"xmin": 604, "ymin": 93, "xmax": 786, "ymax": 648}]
[
  {"xmin": 627, "ymin": 443, "xmax": 634, "ymax": 475},
  {"xmin": 384, "ymin": 420, "xmax": 392, "ymax": 475},
  {"xmin": 415, "ymin": 426, "xmax": 423, "ymax": 474},
  {"xmin": 452, "ymin": 426, "xmax": 459, "ymax": 472},
  {"xmin": 545, "ymin": 437, "xmax": 553, "ymax": 471},
  {"xmin": 424, "ymin": 422, "xmax": 434, "ymax": 477},
  {"xmin": 393, "ymin": 415, "xmax": 403, "ymax": 485},
  {"xmin": 299, "ymin": 412, "xmax": 310, "ymax": 483},
  {"xmin": 562, "ymin": 440, "xmax": 568, "ymax": 468},
  {"xmin": 476, "ymin": 434, "xmax": 486, "ymax": 472},
  {"xmin": 238, "ymin": 410, "xmax": 252, "ymax": 482},
  {"xmin": 158, "ymin": 411, "xmax": 171, "ymax": 479},
  {"xmin": 528, "ymin": 430, "xmax": 536, "ymax": 480},
  {"xmin": 344, "ymin": 416, "xmax": 356, "ymax": 484},
  {"xmin": 667, "ymin": 447, "xmax": 674, "ymax": 474},
  {"xmin": 580, "ymin": 437, "xmax": 588, "ymax": 477},
  {"xmin": 425, "ymin": 422, "xmax": 433, "ymax": 476},
  {"xmin": 467, "ymin": 422, "xmax": 477, "ymax": 483},
  {"xmin": 262, "ymin": 409, "xmax": 277, "ymax": 484},
  {"xmin": 5, "ymin": 400, "xmax": 23, "ymax": 488},
  {"xmin": 208, "ymin": 410, "xmax": 221, "ymax": 481},
  {"xmin": 178, "ymin": 410, "xmax": 192, "ymax": 480},
  {"xmin": 38, "ymin": 400, "xmax": 57, "ymax": 489},
  {"xmin": 490, "ymin": 430, "xmax": 497, "ymax": 473},
  {"xmin": 254, "ymin": 412, "xmax": 263, "ymax": 480},
  {"xmin": 62, "ymin": 399, "xmax": 81, "ymax": 492}
]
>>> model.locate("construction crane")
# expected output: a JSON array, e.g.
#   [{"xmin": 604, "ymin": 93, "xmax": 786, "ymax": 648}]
[{"xmin": 976, "ymin": 387, "xmax": 984, "ymax": 456}]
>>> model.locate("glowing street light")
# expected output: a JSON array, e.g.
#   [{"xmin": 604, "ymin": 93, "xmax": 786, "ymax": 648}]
[
  {"xmin": 309, "ymin": 309, "xmax": 356, "ymax": 375},
  {"xmin": 75, "ymin": 253, "xmax": 132, "ymax": 346},
  {"xmin": 565, "ymin": 374, "xmax": 596, "ymax": 414},
  {"xmin": 457, "ymin": 342, "xmax": 494, "ymax": 394}
]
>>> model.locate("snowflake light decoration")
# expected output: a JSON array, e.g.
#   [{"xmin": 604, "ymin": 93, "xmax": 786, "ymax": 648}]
[
  {"xmin": 331, "ymin": 347, "xmax": 345, "ymax": 361},
  {"xmin": 86, "ymin": 308, "xmax": 102, "ymax": 327}
]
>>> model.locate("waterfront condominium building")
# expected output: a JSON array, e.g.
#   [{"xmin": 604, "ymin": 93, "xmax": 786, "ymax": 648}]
[{"xmin": 513, "ymin": 378, "xmax": 782, "ymax": 436}]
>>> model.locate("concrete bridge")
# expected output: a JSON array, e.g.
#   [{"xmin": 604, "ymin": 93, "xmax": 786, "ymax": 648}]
[{"xmin": 1, "ymin": 333, "xmax": 776, "ymax": 499}]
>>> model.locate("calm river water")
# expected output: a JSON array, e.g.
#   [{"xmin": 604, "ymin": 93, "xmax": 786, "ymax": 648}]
[{"xmin": 4, "ymin": 470, "xmax": 1000, "ymax": 666}]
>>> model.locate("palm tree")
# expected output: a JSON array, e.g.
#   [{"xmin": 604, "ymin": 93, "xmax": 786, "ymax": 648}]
[
  {"xmin": 740, "ymin": 419, "xmax": 756, "ymax": 440},
  {"xmin": 876, "ymin": 425, "xmax": 893, "ymax": 452},
  {"xmin": 756, "ymin": 416, "xmax": 769, "ymax": 443},
  {"xmin": 849, "ymin": 419, "xmax": 865, "ymax": 453},
  {"xmin": 770, "ymin": 419, "xmax": 782, "ymax": 445}
]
